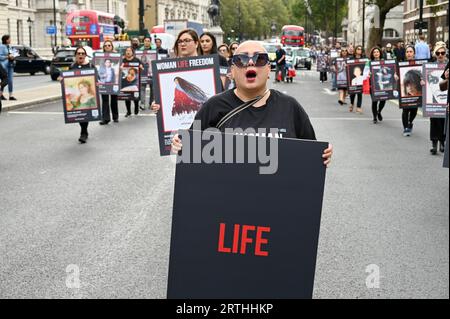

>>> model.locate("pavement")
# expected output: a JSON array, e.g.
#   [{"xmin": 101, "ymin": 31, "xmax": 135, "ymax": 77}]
[
  {"xmin": 1, "ymin": 74, "xmax": 61, "ymax": 112},
  {"xmin": 0, "ymin": 68, "xmax": 448, "ymax": 299}
]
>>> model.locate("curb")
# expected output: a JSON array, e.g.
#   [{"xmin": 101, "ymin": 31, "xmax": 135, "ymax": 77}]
[{"xmin": 2, "ymin": 96, "xmax": 61, "ymax": 112}]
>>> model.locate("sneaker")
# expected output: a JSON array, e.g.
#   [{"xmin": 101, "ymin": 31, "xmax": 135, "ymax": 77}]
[
  {"xmin": 373, "ymin": 119, "xmax": 378, "ymax": 124},
  {"xmin": 113, "ymin": 119, "xmax": 119, "ymax": 123},
  {"xmin": 439, "ymin": 141, "xmax": 445, "ymax": 153},
  {"xmin": 78, "ymin": 134, "xmax": 88, "ymax": 144},
  {"xmin": 9, "ymin": 96, "xmax": 17, "ymax": 101},
  {"xmin": 99, "ymin": 120, "xmax": 110, "ymax": 125},
  {"xmin": 125, "ymin": 113, "xmax": 131, "ymax": 118},
  {"xmin": 0, "ymin": 95, "xmax": 6, "ymax": 100},
  {"xmin": 403, "ymin": 128, "xmax": 411, "ymax": 137}
]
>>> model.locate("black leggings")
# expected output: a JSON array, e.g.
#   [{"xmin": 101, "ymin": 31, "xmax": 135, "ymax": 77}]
[
  {"xmin": 350, "ymin": 93, "xmax": 363, "ymax": 108},
  {"xmin": 79, "ymin": 122, "xmax": 89, "ymax": 135},
  {"xmin": 101, "ymin": 95, "xmax": 118, "ymax": 121},
  {"xmin": 125, "ymin": 100, "xmax": 139, "ymax": 115},
  {"xmin": 402, "ymin": 108, "xmax": 418, "ymax": 129},
  {"xmin": 430, "ymin": 118, "xmax": 446, "ymax": 142},
  {"xmin": 320, "ymin": 72, "xmax": 327, "ymax": 82},
  {"xmin": 371, "ymin": 101, "xmax": 386, "ymax": 119}
]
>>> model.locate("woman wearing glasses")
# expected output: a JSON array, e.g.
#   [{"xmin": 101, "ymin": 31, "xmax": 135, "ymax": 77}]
[
  {"xmin": 429, "ymin": 42, "xmax": 448, "ymax": 155},
  {"xmin": 150, "ymin": 29, "xmax": 201, "ymax": 112},
  {"xmin": 67, "ymin": 46, "xmax": 95, "ymax": 144},
  {"xmin": 170, "ymin": 41, "xmax": 333, "ymax": 166},
  {"xmin": 99, "ymin": 40, "xmax": 119, "ymax": 125}
]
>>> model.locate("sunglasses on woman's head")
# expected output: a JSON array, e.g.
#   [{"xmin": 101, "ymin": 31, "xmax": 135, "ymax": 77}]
[{"xmin": 232, "ymin": 53, "xmax": 269, "ymax": 68}]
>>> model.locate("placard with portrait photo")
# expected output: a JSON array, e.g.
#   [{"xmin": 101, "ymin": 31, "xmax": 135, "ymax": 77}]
[
  {"xmin": 398, "ymin": 60, "xmax": 427, "ymax": 109},
  {"xmin": 93, "ymin": 52, "xmax": 121, "ymax": 95},
  {"xmin": 370, "ymin": 60, "xmax": 399, "ymax": 101},
  {"xmin": 61, "ymin": 68, "xmax": 101, "ymax": 124},
  {"xmin": 135, "ymin": 50, "xmax": 157, "ymax": 85},
  {"xmin": 335, "ymin": 58, "xmax": 348, "ymax": 89},
  {"xmin": 346, "ymin": 58, "xmax": 369, "ymax": 94},
  {"xmin": 118, "ymin": 62, "xmax": 141, "ymax": 101},
  {"xmin": 152, "ymin": 55, "xmax": 222, "ymax": 156},
  {"xmin": 422, "ymin": 63, "xmax": 447, "ymax": 118}
]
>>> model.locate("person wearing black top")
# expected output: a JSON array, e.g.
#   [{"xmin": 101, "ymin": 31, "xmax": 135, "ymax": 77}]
[
  {"xmin": 349, "ymin": 45, "xmax": 365, "ymax": 113},
  {"xmin": 199, "ymin": 32, "xmax": 229, "ymax": 67},
  {"xmin": 67, "ymin": 46, "xmax": 94, "ymax": 144},
  {"xmin": 122, "ymin": 47, "xmax": 143, "ymax": 117},
  {"xmin": 155, "ymin": 38, "xmax": 169, "ymax": 55},
  {"xmin": 99, "ymin": 40, "xmax": 119, "ymax": 125},
  {"xmin": 275, "ymin": 44, "xmax": 287, "ymax": 83},
  {"xmin": 169, "ymin": 41, "xmax": 333, "ymax": 166}
]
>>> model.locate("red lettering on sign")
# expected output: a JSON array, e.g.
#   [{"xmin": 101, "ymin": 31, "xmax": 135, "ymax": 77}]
[
  {"xmin": 217, "ymin": 223, "xmax": 270, "ymax": 257},
  {"xmin": 177, "ymin": 60, "xmax": 189, "ymax": 68}
]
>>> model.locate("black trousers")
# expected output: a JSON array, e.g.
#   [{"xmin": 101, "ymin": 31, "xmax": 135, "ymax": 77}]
[
  {"xmin": 402, "ymin": 108, "xmax": 418, "ymax": 129},
  {"xmin": 125, "ymin": 100, "xmax": 139, "ymax": 115},
  {"xmin": 101, "ymin": 94, "xmax": 118, "ymax": 122},
  {"xmin": 430, "ymin": 118, "xmax": 446, "ymax": 142},
  {"xmin": 371, "ymin": 101, "xmax": 386, "ymax": 119},
  {"xmin": 320, "ymin": 72, "xmax": 327, "ymax": 82},
  {"xmin": 79, "ymin": 122, "xmax": 89, "ymax": 135},
  {"xmin": 350, "ymin": 93, "xmax": 363, "ymax": 108}
]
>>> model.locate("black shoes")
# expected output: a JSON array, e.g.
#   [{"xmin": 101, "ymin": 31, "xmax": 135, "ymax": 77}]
[
  {"xmin": 0, "ymin": 95, "xmax": 6, "ymax": 100},
  {"xmin": 78, "ymin": 134, "xmax": 88, "ymax": 144},
  {"xmin": 439, "ymin": 141, "xmax": 445, "ymax": 153},
  {"xmin": 377, "ymin": 112, "xmax": 383, "ymax": 122},
  {"xmin": 9, "ymin": 96, "xmax": 17, "ymax": 101},
  {"xmin": 113, "ymin": 119, "xmax": 119, "ymax": 123},
  {"xmin": 99, "ymin": 120, "xmax": 110, "ymax": 125},
  {"xmin": 125, "ymin": 113, "xmax": 131, "ymax": 118},
  {"xmin": 373, "ymin": 118, "xmax": 378, "ymax": 124}
]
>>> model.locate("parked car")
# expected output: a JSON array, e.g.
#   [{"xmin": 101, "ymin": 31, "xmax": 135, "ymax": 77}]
[
  {"xmin": 263, "ymin": 42, "xmax": 280, "ymax": 71},
  {"xmin": 294, "ymin": 49, "xmax": 312, "ymax": 70},
  {"xmin": 11, "ymin": 45, "xmax": 51, "ymax": 75},
  {"xmin": 50, "ymin": 48, "xmax": 76, "ymax": 81}
]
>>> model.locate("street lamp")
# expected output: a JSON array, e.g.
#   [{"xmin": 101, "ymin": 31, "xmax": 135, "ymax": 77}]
[{"xmin": 27, "ymin": 17, "xmax": 33, "ymax": 47}]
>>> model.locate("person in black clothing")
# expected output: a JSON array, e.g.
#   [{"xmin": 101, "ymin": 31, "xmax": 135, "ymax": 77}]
[
  {"xmin": 394, "ymin": 41, "xmax": 405, "ymax": 62},
  {"xmin": 122, "ymin": 47, "xmax": 143, "ymax": 117},
  {"xmin": 349, "ymin": 45, "xmax": 365, "ymax": 114},
  {"xmin": 65, "ymin": 46, "xmax": 94, "ymax": 144},
  {"xmin": 369, "ymin": 47, "xmax": 387, "ymax": 124},
  {"xmin": 169, "ymin": 41, "xmax": 333, "ymax": 166},
  {"xmin": 199, "ymin": 32, "xmax": 229, "ymax": 67},
  {"xmin": 275, "ymin": 44, "xmax": 286, "ymax": 83},
  {"xmin": 0, "ymin": 64, "xmax": 7, "ymax": 113},
  {"xmin": 155, "ymin": 38, "xmax": 169, "ymax": 55},
  {"xmin": 99, "ymin": 40, "xmax": 119, "ymax": 125}
]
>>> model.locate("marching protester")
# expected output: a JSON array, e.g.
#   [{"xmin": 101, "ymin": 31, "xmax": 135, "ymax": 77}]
[
  {"xmin": 0, "ymin": 35, "xmax": 17, "ymax": 101},
  {"xmin": 99, "ymin": 40, "xmax": 119, "ymax": 125},
  {"xmin": 349, "ymin": 45, "xmax": 365, "ymax": 113},
  {"xmin": 139, "ymin": 36, "xmax": 155, "ymax": 51},
  {"xmin": 139, "ymin": 36, "xmax": 154, "ymax": 111},
  {"xmin": 383, "ymin": 43, "xmax": 396, "ymax": 60},
  {"xmin": 402, "ymin": 45, "xmax": 420, "ymax": 137},
  {"xmin": 394, "ymin": 41, "xmax": 405, "ymax": 62},
  {"xmin": 199, "ymin": 32, "xmax": 229, "ymax": 67},
  {"xmin": 168, "ymin": 41, "xmax": 333, "ymax": 167},
  {"xmin": 369, "ymin": 47, "xmax": 386, "ymax": 124},
  {"xmin": 131, "ymin": 37, "xmax": 140, "ymax": 51},
  {"xmin": 218, "ymin": 44, "xmax": 231, "ymax": 64},
  {"xmin": 275, "ymin": 44, "xmax": 287, "ymax": 83},
  {"xmin": 415, "ymin": 34, "xmax": 431, "ymax": 61},
  {"xmin": 429, "ymin": 42, "xmax": 448, "ymax": 154},
  {"xmin": 150, "ymin": 29, "xmax": 201, "ymax": 112},
  {"xmin": 65, "ymin": 46, "xmax": 94, "ymax": 144},
  {"xmin": 336, "ymin": 47, "xmax": 349, "ymax": 105},
  {"xmin": 122, "ymin": 47, "xmax": 143, "ymax": 117},
  {"xmin": 229, "ymin": 42, "xmax": 239, "ymax": 58}
]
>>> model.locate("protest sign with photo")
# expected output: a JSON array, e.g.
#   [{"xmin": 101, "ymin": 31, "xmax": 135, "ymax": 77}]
[
  {"xmin": 317, "ymin": 54, "xmax": 329, "ymax": 72},
  {"xmin": 135, "ymin": 50, "xmax": 157, "ymax": 85},
  {"xmin": 219, "ymin": 66, "xmax": 234, "ymax": 91},
  {"xmin": 151, "ymin": 55, "xmax": 222, "ymax": 156},
  {"xmin": 346, "ymin": 58, "xmax": 369, "ymax": 94},
  {"xmin": 398, "ymin": 60, "xmax": 427, "ymax": 109},
  {"xmin": 93, "ymin": 52, "xmax": 121, "ymax": 95},
  {"xmin": 167, "ymin": 130, "xmax": 328, "ymax": 299},
  {"xmin": 370, "ymin": 60, "xmax": 399, "ymax": 101},
  {"xmin": 117, "ymin": 62, "xmax": 140, "ymax": 101},
  {"xmin": 61, "ymin": 68, "xmax": 101, "ymax": 124},
  {"xmin": 422, "ymin": 63, "xmax": 447, "ymax": 118},
  {"xmin": 335, "ymin": 58, "xmax": 348, "ymax": 89}
]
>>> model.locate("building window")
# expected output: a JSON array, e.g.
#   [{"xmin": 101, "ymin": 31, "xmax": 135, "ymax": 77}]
[
  {"xmin": 17, "ymin": 20, "xmax": 23, "ymax": 44},
  {"xmin": 383, "ymin": 28, "xmax": 399, "ymax": 38},
  {"xmin": 7, "ymin": 18, "xmax": 10, "ymax": 35}
]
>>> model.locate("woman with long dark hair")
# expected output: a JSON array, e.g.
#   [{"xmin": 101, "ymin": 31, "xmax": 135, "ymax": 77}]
[
  {"xmin": 401, "ymin": 45, "xmax": 420, "ymax": 137},
  {"xmin": 99, "ymin": 40, "xmax": 119, "ymax": 125},
  {"xmin": 199, "ymin": 32, "xmax": 229, "ymax": 67},
  {"xmin": 122, "ymin": 46, "xmax": 143, "ymax": 118},
  {"xmin": 349, "ymin": 45, "xmax": 365, "ymax": 113},
  {"xmin": 369, "ymin": 47, "xmax": 386, "ymax": 124}
]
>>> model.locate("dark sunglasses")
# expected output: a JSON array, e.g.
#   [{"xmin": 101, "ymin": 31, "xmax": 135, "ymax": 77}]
[
  {"xmin": 76, "ymin": 52, "xmax": 86, "ymax": 55},
  {"xmin": 232, "ymin": 53, "xmax": 269, "ymax": 68},
  {"xmin": 436, "ymin": 51, "xmax": 446, "ymax": 56}
]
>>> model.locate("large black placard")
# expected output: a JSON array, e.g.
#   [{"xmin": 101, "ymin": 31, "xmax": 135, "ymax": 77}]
[{"xmin": 167, "ymin": 131, "xmax": 328, "ymax": 299}]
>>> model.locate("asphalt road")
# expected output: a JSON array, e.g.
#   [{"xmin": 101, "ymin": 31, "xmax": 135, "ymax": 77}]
[{"xmin": 0, "ymin": 70, "xmax": 448, "ymax": 299}]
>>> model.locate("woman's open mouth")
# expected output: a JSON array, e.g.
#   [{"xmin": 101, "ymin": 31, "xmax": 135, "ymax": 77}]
[{"xmin": 245, "ymin": 70, "xmax": 257, "ymax": 81}]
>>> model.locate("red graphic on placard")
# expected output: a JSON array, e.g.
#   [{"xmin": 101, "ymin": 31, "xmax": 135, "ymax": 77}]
[
  {"xmin": 218, "ymin": 223, "xmax": 271, "ymax": 257},
  {"xmin": 172, "ymin": 77, "xmax": 208, "ymax": 116}
]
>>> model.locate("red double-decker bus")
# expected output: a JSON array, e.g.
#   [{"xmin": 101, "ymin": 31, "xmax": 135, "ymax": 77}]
[
  {"xmin": 66, "ymin": 10, "xmax": 119, "ymax": 49},
  {"xmin": 281, "ymin": 25, "xmax": 305, "ymax": 47}
]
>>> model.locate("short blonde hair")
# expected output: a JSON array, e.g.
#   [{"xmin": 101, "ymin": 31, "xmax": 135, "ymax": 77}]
[{"xmin": 434, "ymin": 42, "xmax": 446, "ymax": 56}]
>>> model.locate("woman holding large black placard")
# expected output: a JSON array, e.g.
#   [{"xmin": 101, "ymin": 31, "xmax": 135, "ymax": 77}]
[
  {"xmin": 369, "ymin": 47, "xmax": 387, "ymax": 124},
  {"xmin": 67, "ymin": 46, "xmax": 94, "ymax": 144},
  {"xmin": 429, "ymin": 42, "xmax": 448, "ymax": 154},
  {"xmin": 99, "ymin": 40, "xmax": 119, "ymax": 125},
  {"xmin": 349, "ymin": 45, "xmax": 365, "ymax": 114},
  {"xmin": 401, "ymin": 45, "xmax": 420, "ymax": 137},
  {"xmin": 122, "ymin": 47, "xmax": 143, "ymax": 117},
  {"xmin": 336, "ymin": 48, "xmax": 349, "ymax": 106}
]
